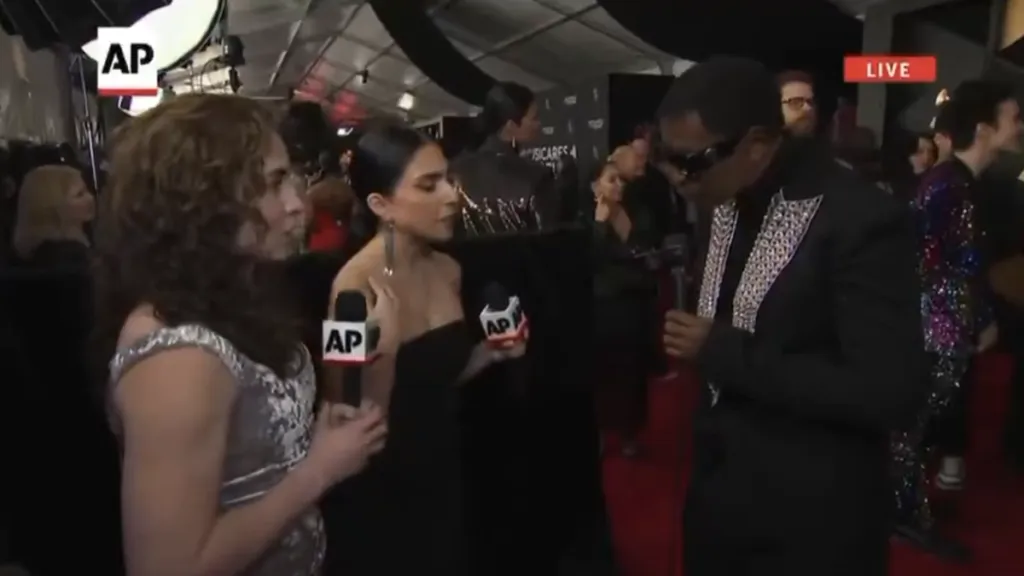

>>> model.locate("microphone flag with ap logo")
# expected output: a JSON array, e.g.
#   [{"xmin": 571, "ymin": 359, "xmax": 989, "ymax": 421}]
[
  {"xmin": 478, "ymin": 282, "xmax": 527, "ymax": 346},
  {"xmin": 323, "ymin": 290, "xmax": 381, "ymax": 364}
]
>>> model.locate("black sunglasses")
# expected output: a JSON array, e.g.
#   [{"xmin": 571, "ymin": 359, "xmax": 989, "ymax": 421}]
[{"xmin": 663, "ymin": 138, "xmax": 741, "ymax": 179}]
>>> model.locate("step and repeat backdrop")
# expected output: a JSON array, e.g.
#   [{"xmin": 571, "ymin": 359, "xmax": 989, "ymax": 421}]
[
  {"xmin": 520, "ymin": 79, "xmax": 608, "ymax": 173},
  {"xmin": 519, "ymin": 74, "xmax": 672, "ymax": 180},
  {"xmin": 414, "ymin": 74, "xmax": 673, "ymax": 184}
]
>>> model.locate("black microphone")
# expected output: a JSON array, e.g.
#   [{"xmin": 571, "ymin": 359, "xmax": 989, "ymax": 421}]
[
  {"xmin": 322, "ymin": 290, "xmax": 380, "ymax": 406},
  {"xmin": 662, "ymin": 235, "xmax": 688, "ymax": 310}
]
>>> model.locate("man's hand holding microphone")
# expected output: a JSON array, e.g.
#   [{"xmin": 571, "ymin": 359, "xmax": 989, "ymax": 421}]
[{"xmin": 663, "ymin": 311, "xmax": 713, "ymax": 361}]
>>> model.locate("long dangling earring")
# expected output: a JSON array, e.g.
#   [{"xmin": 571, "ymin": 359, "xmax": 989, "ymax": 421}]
[{"xmin": 383, "ymin": 220, "xmax": 395, "ymax": 277}]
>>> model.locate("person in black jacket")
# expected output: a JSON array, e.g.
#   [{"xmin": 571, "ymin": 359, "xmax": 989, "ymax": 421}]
[
  {"xmin": 658, "ymin": 57, "xmax": 925, "ymax": 576},
  {"xmin": 449, "ymin": 83, "xmax": 616, "ymax": 576},
  {"xmin": 591, "ymin": 159, "xmax": 658, "ymax": 457},
  {"xmin": 452, "ymin": 82, "xmax": 560, "ymax": 233}
]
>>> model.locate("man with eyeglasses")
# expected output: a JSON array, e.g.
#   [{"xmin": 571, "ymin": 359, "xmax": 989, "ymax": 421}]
[
  {"xmin": 777, "ymin": 70, "xmax": 818, "ymax": 137},
  {"xmin": 657, "ymin": 56, "xmax": 926, "ymax": 576}
]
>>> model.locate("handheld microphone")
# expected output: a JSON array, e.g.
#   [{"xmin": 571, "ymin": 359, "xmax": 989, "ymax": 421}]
[
  {"xmin": 662, "ymin": 235, "xmax": 688, "ymax": 311},
  {"xmin": 478, "ymin": 283, "xmax": 528, "ymax": 347},
  {"xmin": 323, "ymin": 290, "xmax": 381, "ymax": 405}
]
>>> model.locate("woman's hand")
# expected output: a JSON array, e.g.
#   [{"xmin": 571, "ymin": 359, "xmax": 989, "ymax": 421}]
[
  {"xmin": 367, "ymin": 276, "xmax": 400, "ymax": 354},
  {"xmin": 459, "ymin": 337, "xmax": 528, "ymax": 384},
  {"xmin": 303, "ymin": 401, "xmax": 387, "ymax": 489},
  {"xmin": 487, "ymin": 338, "xmax": 527, "ymax": 363},
  {"xmin": 594, "ymin": 196, "xmax": 618, "ymax": 222}
]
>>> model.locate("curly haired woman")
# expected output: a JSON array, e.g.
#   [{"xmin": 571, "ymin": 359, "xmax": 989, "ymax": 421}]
[{"xmin": 92, "ymin": 94, "xmax": 395, "ymax": 576}]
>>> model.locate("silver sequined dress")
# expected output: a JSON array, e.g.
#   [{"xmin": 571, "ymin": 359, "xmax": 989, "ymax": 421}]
[{"xmin": 108, "ymin": 324, "xmax": 325, "ymax": 576}]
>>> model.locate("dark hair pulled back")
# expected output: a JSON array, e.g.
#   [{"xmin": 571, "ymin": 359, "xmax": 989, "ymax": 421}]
[
  {"xmin": 346, "ymin": 122, "xmax": 432, "ymax": 251},
  {"xmin": 471, "ymin": 81, "xmax": 535, "ymax": 149}
]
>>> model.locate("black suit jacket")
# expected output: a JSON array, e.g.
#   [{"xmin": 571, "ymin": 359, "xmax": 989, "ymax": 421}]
[{"xmin": 687, "ymin": 150, "xmax": 926, "ymax": 555}]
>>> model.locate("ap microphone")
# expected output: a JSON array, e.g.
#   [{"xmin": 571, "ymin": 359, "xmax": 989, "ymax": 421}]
[
  {"xmin": 323, "ymin": 290, "xmax": 381, "ymax": 405},
  {"xmin": 479, "ymin": 283, "xmax": 527, "ymax": 347}
]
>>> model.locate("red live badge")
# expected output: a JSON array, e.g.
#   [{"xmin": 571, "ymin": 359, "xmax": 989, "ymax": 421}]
[{"xmin": 844, "ymin": 56, "xmax": 937, "ymax": 84}]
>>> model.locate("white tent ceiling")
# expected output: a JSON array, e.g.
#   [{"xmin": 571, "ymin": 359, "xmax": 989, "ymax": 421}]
[
  {"xmin": 226, "ymin": 0, "xmax": 873, "ymax": 122},
  {"xmin": 227, "ymin": 0, "xmax": 681, "ymax": 122}
]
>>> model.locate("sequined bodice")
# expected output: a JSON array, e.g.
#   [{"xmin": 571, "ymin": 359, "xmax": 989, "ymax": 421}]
[
  {"xmin": 108, "ymin": 324, "xmax": 324, "ymax": 576},
  {"xmin": 912, "ymin": 159, "xmax": 990, "ymax": 356}
]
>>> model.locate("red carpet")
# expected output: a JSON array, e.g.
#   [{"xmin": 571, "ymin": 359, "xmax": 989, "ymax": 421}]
[{"xmin": 602, "ymin": 355, "xmax": 1024, "ymax": 576}]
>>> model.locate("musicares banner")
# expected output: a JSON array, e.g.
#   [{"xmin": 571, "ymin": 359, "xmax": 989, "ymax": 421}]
[{"xmin": 519, "ymin": 79, "xmax": 608, "ymax": 178}]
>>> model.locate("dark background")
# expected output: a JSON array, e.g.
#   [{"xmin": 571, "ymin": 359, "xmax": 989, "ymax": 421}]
[{"xmin": 519, "ymin": 73, "xmax": 672, "ymax": 181}]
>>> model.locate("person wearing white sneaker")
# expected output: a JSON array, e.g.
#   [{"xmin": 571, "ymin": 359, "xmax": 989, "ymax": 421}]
[
  {"xmin": 931, "ymin": 324, "xmax": 997, "ymax": 495},
  {"xmin": 893, "ymin": 80, "xmax": 1017, "ymax": 562},
  {"xmin": 936, "ymin": 456, "xmax": 966, "ymax": 491}
]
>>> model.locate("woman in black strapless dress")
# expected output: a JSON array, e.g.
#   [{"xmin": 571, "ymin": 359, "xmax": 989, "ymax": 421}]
[{"xmin": 321, "ymin": 124, "xmax": 524, "ymax": 576}]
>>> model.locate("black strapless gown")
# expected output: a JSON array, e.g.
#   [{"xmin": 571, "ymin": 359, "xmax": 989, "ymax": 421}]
[{"xmin": 322, "ymin": 321, "xmax": 474, "ymax": 576}]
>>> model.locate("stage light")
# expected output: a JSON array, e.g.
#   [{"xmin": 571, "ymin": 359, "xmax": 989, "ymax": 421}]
[
  {"xmin": 167, "ymin": 67, "xmax": 232, "ymax": 94},
  {"xmin": 337, "ymin": 127, "xmax": 353, "ymax": 136},
  {"xmin": 358, "ymin": 70, "xmax": 369, "ymax": 84},
  {"xmin": 397, "ymin": 92, "xmax": 415, "ymax": 111},
  {"xmin": 82, "ymin": 0, "xmax": 226, "ymax": 72},
  {"xmin": 222, "ymin": 35, "xmax": 245, "ymax": 67}
]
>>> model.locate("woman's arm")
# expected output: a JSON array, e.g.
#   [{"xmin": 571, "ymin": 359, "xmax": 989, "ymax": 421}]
[
  {"xmin": 442, "ymin": 254, "xmax": 521, "ymax": 384},
  {"xmin": 458, "ymin": 342, "xmax": 498, "ymax": 383},
  {"xmin": 116, "ymin": 348, "xmax": 327, "ymax": 576}
]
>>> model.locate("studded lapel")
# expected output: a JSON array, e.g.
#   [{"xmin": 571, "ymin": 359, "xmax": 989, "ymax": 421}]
[
  {"xmin": 696, "ymin": 202, "xmax": 739, "ymax": 320},
  {"xmin": 731, "ymin": 192, "xmax": 822, "ymax": 331},
  {"xmin": 697, "ymin": 190, "xmax": 822, "ymax": 405}
]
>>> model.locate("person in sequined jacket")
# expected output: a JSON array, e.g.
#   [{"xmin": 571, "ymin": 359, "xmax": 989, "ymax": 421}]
[{"xmin": 895, "ymin": 80, "xmax": 1021, "ymax": 558}]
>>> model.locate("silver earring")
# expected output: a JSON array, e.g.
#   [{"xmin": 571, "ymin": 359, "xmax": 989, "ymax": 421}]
[{"xmin": 383, "ymin": 220, "xmax": 395, "ymax": 277}]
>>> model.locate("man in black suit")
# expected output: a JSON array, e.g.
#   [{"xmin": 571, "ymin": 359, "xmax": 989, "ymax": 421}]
[{"xmin": 658, "ymin": 57, "xmax": 926, "ymax": 575}]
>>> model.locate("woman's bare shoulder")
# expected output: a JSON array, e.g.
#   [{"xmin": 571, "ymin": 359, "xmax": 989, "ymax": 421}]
[
  {"xmin": 112, "ymin": 306, "xmax": 235, "ymax": 419},
  {"xmin": 331, "ymin": 248, "xmax": 376, "ymax": 294},
  {"xmin": 117, "ymin": 305, "xmax": 166, "ymax": 350}
]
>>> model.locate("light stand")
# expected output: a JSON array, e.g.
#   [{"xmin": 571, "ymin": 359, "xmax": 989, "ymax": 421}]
[{"xmin": 68, "ymin": 53, "xmax": 99, "ymax": 191}]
